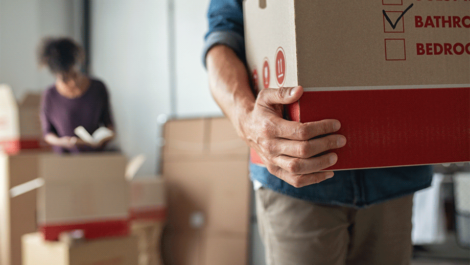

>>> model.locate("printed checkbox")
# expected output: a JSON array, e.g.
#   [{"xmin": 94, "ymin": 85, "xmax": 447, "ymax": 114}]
[
  {"xmin": 385, "ymin": 39, "xmax": 406, "ymax": 61},
  {"xmin": 383, "ymin": 0, "xmax": 403, "ymax": 5},
  {"xmin": 383, "ymin": 11, "xmax": 405, "ymax": 33}
]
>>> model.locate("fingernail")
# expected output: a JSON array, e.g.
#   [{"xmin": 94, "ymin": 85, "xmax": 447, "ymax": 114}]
[
  {"xmin": 289, "ymin": 87, "xmax": 298, "ymax": 96},
  {"xmin": 334, "ymin": 121, "xmax": 341, "ymax": 131},
  {"xmin": 337, "ymin": 137, "xmax": 346, "ymax": 147},
  {"xmin": 326, "ymin": 172, "xmax": 334, "ymax": 179},
  {"xmin": 329, "ymin": 153, "xmax": 338, "ymax": 165}
]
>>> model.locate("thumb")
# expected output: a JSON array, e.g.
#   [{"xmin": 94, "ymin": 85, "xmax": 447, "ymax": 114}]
[{"xmin": 258, "ymin": 86, "xmax": 303, "ymax": 106}]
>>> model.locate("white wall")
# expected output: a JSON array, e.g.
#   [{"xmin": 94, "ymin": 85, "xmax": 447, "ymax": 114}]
[
  {"xmin": 91, "ymin": 0, "xmax": 222, "ymax": 175},
  {"xmin": 0, "ymin": 0, "xmax": 82, "ymax": 100},
  {"xmin": 91, "ymin": 0, "xmax": 172, "ymax": 175},
  {"xmin": 174, "ymin": 0, "xmax": 222, "ymax": 116}
]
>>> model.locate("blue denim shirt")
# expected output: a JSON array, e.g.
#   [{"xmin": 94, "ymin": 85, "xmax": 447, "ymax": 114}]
[{"xmin": 204, "ymin": 0, "xmax": 433, "ymax": 208}]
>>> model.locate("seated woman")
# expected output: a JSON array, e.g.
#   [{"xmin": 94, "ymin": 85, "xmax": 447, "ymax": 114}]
[{"xmin": 39, "ymin": 37, "xmax": 115, "ymax": 153}]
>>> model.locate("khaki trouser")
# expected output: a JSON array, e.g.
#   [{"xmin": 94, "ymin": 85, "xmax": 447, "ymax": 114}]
[{"xmin": 256, "ymin": 188, "xmax": 414, "ymax": 265}]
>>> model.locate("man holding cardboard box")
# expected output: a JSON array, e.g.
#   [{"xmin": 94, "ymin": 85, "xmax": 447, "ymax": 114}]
[{"xmin": 203, "ymin": 0, "xmax": 436, "ymax": 264}]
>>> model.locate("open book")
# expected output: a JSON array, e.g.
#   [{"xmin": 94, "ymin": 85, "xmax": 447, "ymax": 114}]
[{"xmin": 74, "ymin": 126, "xmax": 114, "ymax": 145}]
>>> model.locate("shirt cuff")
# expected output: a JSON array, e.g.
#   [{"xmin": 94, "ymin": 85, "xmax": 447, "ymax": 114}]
[{"xmin": 202, "ymin": 30, "xmax": 246, "ymax": 68}]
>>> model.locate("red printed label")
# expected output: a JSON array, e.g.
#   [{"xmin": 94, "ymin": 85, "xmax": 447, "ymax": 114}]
[
  {"xmin": 275, "ymin": 47, "xmax": 286, "ymax": 87},
  {"xmin": 263, "ymin": 59, "xmax": 270, "ymax": 89}
]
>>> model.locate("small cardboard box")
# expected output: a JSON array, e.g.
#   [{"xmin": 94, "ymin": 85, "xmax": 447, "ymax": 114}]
[
  {"xmin": 162, "ymin": 117, "xmax": 251, "ymax": 265},
  {"xmin": 0, "ymin": 85, "xmax": 43, "ymax": 154},
  {"xmin": 36, "ymin": 153, "xmax": 130, "ymax": 241},
  {"xmin": 131, "ymin": 221, "xmax": 164, "ymax": 265},
  {"xmin": 22, "ymin": 233, "xmax": 138, "ymax": 265},
  {"xmin": 130, "ymin": 177, "xmax": 167, "ymax": 222},
  {"xmin": 0, "ymin": 152, "xmax": 42, "ymax": 265},
  {"xmin": 244, "ymin": 1, "xmax": 470, "ymax": 170}
]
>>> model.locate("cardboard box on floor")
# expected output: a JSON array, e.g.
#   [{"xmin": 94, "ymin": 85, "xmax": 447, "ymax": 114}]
[
  {"xmin": 0, "ymin": 152, "xmax": 43, "ymax": 265},
  {"xmin": 131, "ymin": 221, "xmax": 164, "ymax": 265},
  {"xmin": 22, "ymin": 233, "xmax": 138, "ymax": 265},
  {"xmin": 0, "ymin": 85, "xmax": 44, "ymax": 154},
  {"xmin": 10, "ymin": 153, "xmax": 130, "ymax": 241},
  {"xmin": 130, "ymin": 177, "xmax": 166, "ymax": 222},
  {"xmin": 37, "ymin": 153, "xmax": 130, "ymax": 241},
  {"xmin": 162, "ymin": 117, "xmax": 251, "ymax": 265},
  {"xmin": 244, "ymin": 0, "xmax": 470, "ymax": 170}
]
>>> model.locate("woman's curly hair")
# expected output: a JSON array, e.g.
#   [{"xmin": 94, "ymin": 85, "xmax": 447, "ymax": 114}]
[{"xmin": 38, "ymin": 37, "xmax": 84, "ymax": 74}]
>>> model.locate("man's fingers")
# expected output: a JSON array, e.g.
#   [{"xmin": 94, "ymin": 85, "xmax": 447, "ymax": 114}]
[
  {"xmin": 273, "ymin": 152, "xmax": 338, "ymax": 175},
  {"xmin": 259, "ymin": 116, "xmax": 341, "ymax": 141},
  {"xmin": 258, "ymin": 86, "xmax": 303, "ymax": 106},
  {"xmin": 277, "ymin": 170, "xmax": 335, "ymax": 188},
  {"xmin": 265, "ymin": 135, "xmax": 346, "ymax": 158}
]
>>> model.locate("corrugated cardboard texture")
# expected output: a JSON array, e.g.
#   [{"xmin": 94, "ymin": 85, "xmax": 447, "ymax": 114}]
[
  {"xmin": 245, "ymin": 0, "xmax": 470, "ymax": 170},
  {"xmin": 130, "ymin": 177, "xmax": 166, "ymax": 209},
  {"xmin": 245, "ymin": 0, "xmax": 470, "ymax": 88},
  {"xmin": 164, "ymin": 159, "xmax": 250, "ymax": 234},
  {"xmin": 244, "ymin": 0, "xmax": 297, "ymax": 89},
  {"xmin": 295, "ymin": 0, "xmax": 470, "ymax": 87},
  {"xmin": 162, "ymin": 118, "xmax": 250, "ymax": 265},
  {"xmin": 163, "ymin": 117, "xmax": 248, "ymax": 161},
  {"xmin": 18, "ymin": 94, "xmax": 42, "ymax": 139},
  {"xmin": 0, "ymin": 152, "xmax": 40, "ymax": 265},
  {"xmin": 22, "ymin": 233, "xmax": 139, "ymax": 265},
  {"xmin": 131, "ymin": 221, "xmax": 164, "ymax": 265},
  {"xmin": 38, "ymin": 154, "xmax": 129, "ymax": 224}
]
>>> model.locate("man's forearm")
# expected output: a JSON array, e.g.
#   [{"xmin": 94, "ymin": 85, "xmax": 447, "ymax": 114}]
[{"xmin": 206, "ymin": 45, "xmax": 254, "ymax": 136}]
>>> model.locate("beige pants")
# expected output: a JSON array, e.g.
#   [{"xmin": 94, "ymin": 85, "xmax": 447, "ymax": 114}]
[{"xmin": 256, "ymin": 188, "xmax": 414, "ymax": 265}]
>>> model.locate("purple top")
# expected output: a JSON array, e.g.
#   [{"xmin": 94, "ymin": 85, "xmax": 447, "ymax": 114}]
[{"xmin": 40, "ymin": 78, "xmax": 114, "ymax": 154}]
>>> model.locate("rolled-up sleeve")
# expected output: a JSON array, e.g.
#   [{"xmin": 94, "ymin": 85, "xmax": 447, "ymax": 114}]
[{"xmin": 203, "ymin": 0, "xmax": 245, "ymax": 67}]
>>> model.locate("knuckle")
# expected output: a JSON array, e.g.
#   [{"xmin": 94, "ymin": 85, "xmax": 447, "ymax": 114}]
[
  {"xmin": 259, "ymin": 120, "xmax": 272, "ymax": 137},
  {"xmin": 297, "ymin": 142, "xmax": 310, "ymax": 158},
  {"xmin": 261, "ymin": 140, "xmax": 276, "ymax": 155},
  {"xmin": 266, "ymin": 164, "xmax": 279, "ymax": 176},
  {"xmin": 296, "ymin": 125, "xmax": 310, "ymax": 140},
  {"xmin": 327, "ymin": 138, "xmax": 336, "ymax": 149},
  {"xmin": 286, "ymin": 159, "xmax": 301, "ymax": 173}
]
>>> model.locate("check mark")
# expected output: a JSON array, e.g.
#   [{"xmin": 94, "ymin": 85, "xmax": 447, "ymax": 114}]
[{"xmin": 383, "ymin": 3, "xmax": 414, "ymax": 30}]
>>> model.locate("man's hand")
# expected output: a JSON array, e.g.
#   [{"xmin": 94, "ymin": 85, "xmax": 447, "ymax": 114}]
[
  {"xmin": 240, "ymin": 86, "xmax": 346, "ymax": 188},
  {"xmin": 207, "ymin": 45, "xmax": 346, "ymax": 188}
]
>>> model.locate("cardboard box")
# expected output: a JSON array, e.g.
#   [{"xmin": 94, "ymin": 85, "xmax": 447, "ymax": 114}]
[
  {"xmin": 244, "ymin": 1, "xmax": 470, "ymax": 170},
  {"xmin": 22, "ymin": 233, "xmax": 138, "ymax": 265},
  {"xmin": 0, "ymin": 85, "xmax": 43, "ymax": 154},
  {"xmin": 130, "ymin": 177, "xmax": 166, "ymax": 222},
  {"xmin": 162, "ymin": 117, "xmax": 251, "ymax": 265},
  {"xmin": 0, "ymin": 152, "xmax": 41, "ymax": 265},
  {"xmin": 36, "ymin": 153, "xmax": 130, "ymax": 241},
  {"xmin": 131, "ymin": 221, "xmax": 164, "ymax": 265}
]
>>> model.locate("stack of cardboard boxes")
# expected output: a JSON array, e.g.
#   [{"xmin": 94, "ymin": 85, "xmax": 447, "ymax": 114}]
[
  {"xmin": 162, "ymin": 117, "xmax": 251, "ymax": 265},
  {"xmin": 130, "ymin": 177, "xmax": 167, "ymax": 265},
  {"xmin": 0, "ymin": 85, "xmax": 45, "ymax": 154},
  {"xmin": 16, "ymin": 154, "xmax": 139, "ymax": 265},
  {"xmin": 1, "ymin": 152, "xmax": 167, "ymax": 265}
]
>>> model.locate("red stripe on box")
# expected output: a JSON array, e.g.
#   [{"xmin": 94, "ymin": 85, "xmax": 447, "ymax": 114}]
[
  {"xmin": 19, "ymin": 139, "xmax": 41, "ymax": 149},
  {"xmin": 129, "ymin": 206, "xmax": 167, "ymax": 221},
  {"xmin": 285, "ymin": 87, "xmax": 470, "ymax": 170},
  {"xmin": 0, "ymin": 139, "xmax": 20, "ymax": 154},
  {"xmin": 0, "ymin": 139, "xmax": 41, "ymax": 154},
  {"xmin": 40, "ymin": 218, "xmax": 129, "ymax": 241}
]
